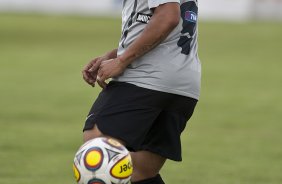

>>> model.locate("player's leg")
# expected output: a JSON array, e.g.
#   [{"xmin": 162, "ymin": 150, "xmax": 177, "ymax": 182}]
[
  {"xmin": 130, "ymin": 151, "xmax": 166, "ymax": 184},
  {"xmin": 81, "ymin": 82, "xmax": 197, "ymax": 184}
]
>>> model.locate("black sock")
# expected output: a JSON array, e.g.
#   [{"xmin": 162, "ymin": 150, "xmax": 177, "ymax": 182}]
[{"xmin": 131, "ymin": 174, "xmax": 165, "ymax": 184}]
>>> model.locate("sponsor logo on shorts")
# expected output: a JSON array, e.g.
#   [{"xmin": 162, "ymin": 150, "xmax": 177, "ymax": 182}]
[{"xmin": 136, "ymin": 13, "xmax": 152, "ymax": 24}]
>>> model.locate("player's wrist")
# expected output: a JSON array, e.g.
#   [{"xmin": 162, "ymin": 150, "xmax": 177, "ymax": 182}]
[
  {"xmin": 116, "ymin": 55, "xmax": 128, "ymax": 70},
  {"xmin": 103, "ymin": 49, "xmax": 118, "ymax": 60}
]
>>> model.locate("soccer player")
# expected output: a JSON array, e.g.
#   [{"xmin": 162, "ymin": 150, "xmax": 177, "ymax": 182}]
[{"xmin": 82, "ymin": 0, "xmax": 201, "ymax": 184}]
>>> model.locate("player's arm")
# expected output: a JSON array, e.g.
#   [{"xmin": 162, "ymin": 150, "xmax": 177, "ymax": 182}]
[
  {"xmin": 119, "ymin": 2, "xmax": 180, "ymax": 66},
  {"xmin": 82, "ymin": 48, "xmax": 117, "ymax": 87},
  {"xmin": 97, "ymin": 3, "xmax": 180, "ymax": 83}
]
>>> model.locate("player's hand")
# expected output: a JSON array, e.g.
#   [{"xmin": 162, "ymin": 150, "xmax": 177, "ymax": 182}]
[
  {"xmin": 82, "ymin": 57, "xmax": 105, "ymax": 87},
  {"xmin": 97, "ymin": 58, "xmax": 126, "ymax": 88}
]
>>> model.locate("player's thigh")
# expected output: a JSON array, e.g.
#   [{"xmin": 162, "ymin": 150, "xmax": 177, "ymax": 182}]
[{"xmin": 83, "ymin": 124, "xmax": 103, "ymax": 142}]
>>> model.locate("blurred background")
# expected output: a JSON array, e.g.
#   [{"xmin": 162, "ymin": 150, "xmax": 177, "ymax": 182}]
[
  {"xmin": 1, "ymin": 0, "xmax": 282, "ymax": 20},
  {"xmin": 0, "ymin": 0, "xmax": 281, "ymax": 184}
]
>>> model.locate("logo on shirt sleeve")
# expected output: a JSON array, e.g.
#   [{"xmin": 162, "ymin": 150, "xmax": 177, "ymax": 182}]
[
  {"xmin": 177, "ymin": 1, "xmax": 198, "ymax": 55},
  {"xmin": 136, "ymin": 13, "xmax": 152, "ymax": 24},
  {"xmin": 185, "ymin": 11, "xmax": 197, "ymax": 23}
]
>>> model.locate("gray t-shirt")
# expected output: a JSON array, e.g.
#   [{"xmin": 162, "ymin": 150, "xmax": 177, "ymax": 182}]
[{"xmin": 114, "ymin": 0, "xmax": 201, "ymax": 100}]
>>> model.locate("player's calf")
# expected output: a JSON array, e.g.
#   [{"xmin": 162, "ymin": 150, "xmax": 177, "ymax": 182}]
[{"xmin": 130, "ymin": 151, "xmax": 166, "ymax": 184}]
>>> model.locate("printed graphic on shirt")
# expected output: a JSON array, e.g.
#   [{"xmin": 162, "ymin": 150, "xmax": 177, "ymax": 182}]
[{"xmin": 136, "ymin": 13, "xmax": 152, "ymax": 24}]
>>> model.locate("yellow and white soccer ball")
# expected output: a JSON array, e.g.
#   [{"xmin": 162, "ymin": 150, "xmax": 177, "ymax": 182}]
[{"xmin": 73, "ymin": 137, "xmax": 133, "ymax": 184}]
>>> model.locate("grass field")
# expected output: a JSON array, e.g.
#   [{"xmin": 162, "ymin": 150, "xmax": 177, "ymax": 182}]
[{"xmin": 0, "ymin": 13, "xmax": 282, "ymax": 184}]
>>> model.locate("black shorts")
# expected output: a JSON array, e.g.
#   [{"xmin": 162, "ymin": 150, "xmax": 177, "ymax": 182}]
[{"xmin": 83, "ymin": 81, "xmax": 197, "ymax": 161}]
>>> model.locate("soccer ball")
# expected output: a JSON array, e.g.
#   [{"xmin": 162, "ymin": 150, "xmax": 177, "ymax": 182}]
[{"xmin": 73, "ymin": 137, "xmax": 133, "ymax": 184}]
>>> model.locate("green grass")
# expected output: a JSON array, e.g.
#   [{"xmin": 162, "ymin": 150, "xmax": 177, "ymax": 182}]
[{"xmin": 0, "ymin": 13, "xmax": 282, "ymax": 184}]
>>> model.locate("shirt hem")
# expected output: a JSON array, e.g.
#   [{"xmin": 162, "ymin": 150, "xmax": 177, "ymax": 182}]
[{"xmin": 112, "ymin": 79, "xmax": 200, "ymax": 100}]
